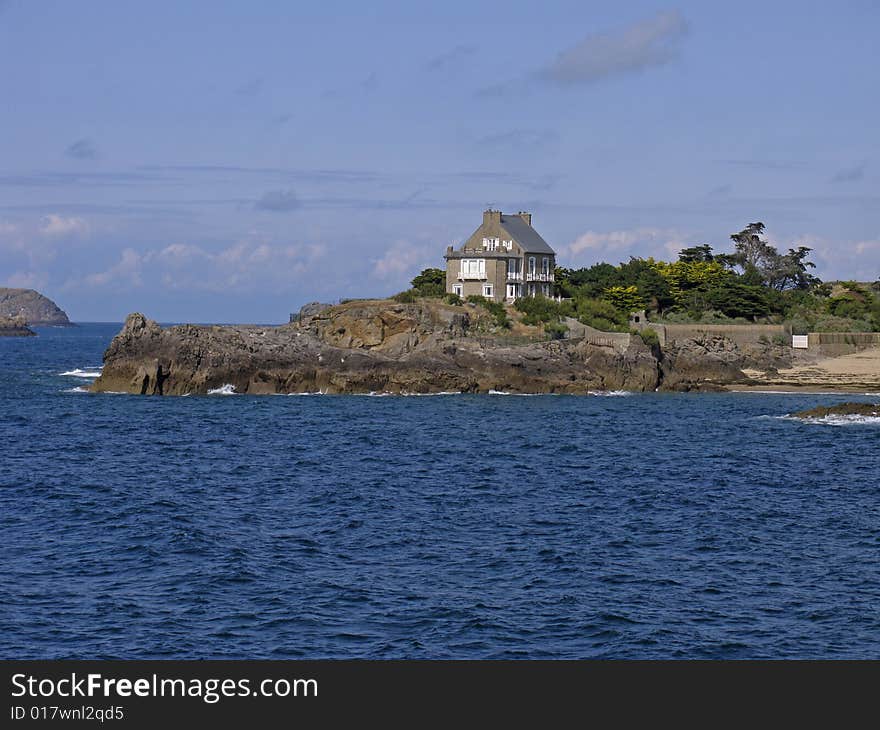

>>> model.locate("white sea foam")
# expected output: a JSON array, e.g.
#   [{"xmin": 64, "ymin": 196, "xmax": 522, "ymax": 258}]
[
  {"xmin": 60, "ymin": 368, "xmax": 103, "ymax": 378},
  {"xmin": 488, "ymin": 389, "xmax": 510, "ymax": 395},
  {"xmin": 777, "ymin": 414, "xmax": 880, "ymax": 426},
  {"xmin": 287, "ymin": 391, "xmax": 325, "ymax": 396},
  {"xmin": 588, "ymin": 390, "xmax": 634, "ymax": 397},
  {"xmin": 63, "ymin": 386, "xmax": 90, "ymax": 393},
  {"xmin": 207, "ymin": 384, "xmax": 237, "ymax": 395}
]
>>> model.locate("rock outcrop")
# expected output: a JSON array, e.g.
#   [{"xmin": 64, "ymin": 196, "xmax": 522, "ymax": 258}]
[
  {"xmin": 0, "ymin": 288, "xmax": 71, "ymax": 326},
  {"xmin": 93, "ymin": 299, "xmax": 795, "ymax": 396},
  {"xmin": 0, "ymin": 315, "xmax": 36, "ymax": 337},
  {"xmin": 790, "ymin": 402, "xmax": 880, "ymax": 419},
  {"xmin": 92, "ymin": 300, "xmax": 662, "ymax": 395}
]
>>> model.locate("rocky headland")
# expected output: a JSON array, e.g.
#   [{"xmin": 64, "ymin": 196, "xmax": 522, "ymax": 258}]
[
  {"xmin": 90, "ymin": 299, "xmax": 797, "ymax": 396},
  {"xmin": 0, "ymin": 315, "xmax": 36, "ymax": 337},
  {"xmin": 0, "ymin": 288, "xmax": 71, "ymax": 326}
]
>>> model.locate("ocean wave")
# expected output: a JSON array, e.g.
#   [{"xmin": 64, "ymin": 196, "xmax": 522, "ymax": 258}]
[
  {"xmin": 207, "ymin": 384, "xmax": 237, "ymax": 395},
  {"xmin": 62, "ymin": 385, "xmax": 90, "ymax": 393},
  {"xmin": 60, "ymin": 368, "xmax": 103, "ymax": 378},
  {"xmin": 488, "ymin": 389, "xmax": 510, "ymax": 395},
  {"xmin": 777, "ymin": 414, "xmax": 880, "ymax": 426},
  {"xmin": 588, "ymin": 390, "xmax": 634, "ymax": 397}
]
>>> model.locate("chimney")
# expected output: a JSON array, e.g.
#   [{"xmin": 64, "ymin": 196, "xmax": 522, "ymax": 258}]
[
  {"xmin": 517, "ymin": 211, "xmax": 532, "ymax": 226},
  {"xmin": 483, "ymin": 208, "xmax": 501, "ymax": 226}
]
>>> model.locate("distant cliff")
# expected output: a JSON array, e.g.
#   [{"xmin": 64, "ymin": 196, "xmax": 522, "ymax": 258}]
[{"xmin": 0, "ymin": 288, "xmax": 71, "ymax": 326}]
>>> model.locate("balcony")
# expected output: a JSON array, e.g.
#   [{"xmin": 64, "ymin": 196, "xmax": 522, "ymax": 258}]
[
  {"xmin": 506, "ymin": 272, "xmax": 522, "ymax": 281},
  {"xmin": 458, "ymin": 272, "xmax": 486, "ymax": 280},
  {"xmin": 526, "ymin": 272, "xmax": 554, "ymax": 282}
]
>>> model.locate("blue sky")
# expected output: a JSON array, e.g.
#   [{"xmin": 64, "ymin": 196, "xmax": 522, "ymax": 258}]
[{"xmin": 0, "ymin": 0, "xmax": 877, "ymax": 322}]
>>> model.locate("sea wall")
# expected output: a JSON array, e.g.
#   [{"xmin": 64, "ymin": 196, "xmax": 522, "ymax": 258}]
[{"xmin": 806, "ymin": 332, "xmax": 880, "ymax": 357}]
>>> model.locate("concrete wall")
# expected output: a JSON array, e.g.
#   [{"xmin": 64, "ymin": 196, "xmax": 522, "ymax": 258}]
[{"xmin": 807, "ymin": 332, "xmax": 880, "ymax": 357}]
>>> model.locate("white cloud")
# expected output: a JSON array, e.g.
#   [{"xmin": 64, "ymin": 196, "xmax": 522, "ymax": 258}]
[
  {"xmin": 537, "ymin": 11, "xmax": 689, "ymax": 86},
  {"xmin": 66, "ymin": 240, "xmax": 327, "ymax": 294},
  {"xmin": 371, "ymin": 240, "xmax": 434, "ymax": 280},
  {"xmin": 565, "ymin": 227, "xmax": 685, "ymax": 264},
  {"xmin": 84, "ymin": 248, "xmax": 144, "ymax": 288},
  {"xmin": 39, "ymin": 214, "xmax": 90, "ymax": 237},
  {"xmin": 4, "ymin": 270, "xmax": 49, "ymax": 290}
]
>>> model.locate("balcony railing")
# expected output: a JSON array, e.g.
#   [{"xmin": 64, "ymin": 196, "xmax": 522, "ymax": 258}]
[
  {"xmin": 506, "ymin": 272, "xmax": 522, "ymax": 281},
  {"xmin": 526, "ymin": 272, "xmax": 554, "ymax": 282},
  {"xmin": 458, "ymin": 272, "xmax": 486, "ymax": 280}
]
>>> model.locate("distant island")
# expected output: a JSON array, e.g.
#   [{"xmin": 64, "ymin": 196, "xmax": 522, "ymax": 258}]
[{"xmin": 0, "ymin": 288, "xmax": 71, "ymax": 327}]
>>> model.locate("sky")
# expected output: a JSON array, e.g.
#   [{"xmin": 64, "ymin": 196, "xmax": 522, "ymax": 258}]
[{"xmin": 0, "ymin": 0, "xmax": 878, "ymax": 322}]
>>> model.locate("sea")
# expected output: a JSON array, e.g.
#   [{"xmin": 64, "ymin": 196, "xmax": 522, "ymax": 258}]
[{"xmin": 2, "ymin": 323, "xmax": 880, "ymax": 659}]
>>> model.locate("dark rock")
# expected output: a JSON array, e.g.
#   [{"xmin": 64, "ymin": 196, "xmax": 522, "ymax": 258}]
[
  {"xmin": 0, "ymin": 315, "xmax": 36, "ymax": 337},
  {"xmin": 790, "ymin": 402, "xmax": 880, "ymax": 419}
]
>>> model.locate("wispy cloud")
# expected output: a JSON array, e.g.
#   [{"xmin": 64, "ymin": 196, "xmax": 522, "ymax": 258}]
[
  {"xmin": 565, "ymin": 227, "xmax": 685, "ymax": 264},
  {"xmin": 831, "ymin": 163, "xmax": 866, "ymax": 183},
  {"xmin": 718, "ymin": 159, "xmax": 807, "ymax": 170},
  {"xmin": 66, "ymin": 240, "xmax": 326, "ymax": 293},
  {"xmin": 254, "ymin": 189, "xmax": 300, "ymax": 212},
  {"xmin": 39, "ymin": 214, "xmax": 90, "ymax": 237},
  {"xmin": 479, "ymin": 10, "xmax": 688, "ymax": 97},
  {"xmin": 475, "ymin": 129, "xmax": 558, "ymax": 149},
  {"xmin": 537, "ymin": 10, "xmax": 688, "ymax": 86},
  {"xmin": 424, "ymin": 44, "xmax": 476, "ymax": 72},
  {"xmin": 65, "ymin": 138, "xmax": 99, "ymax": 160}
]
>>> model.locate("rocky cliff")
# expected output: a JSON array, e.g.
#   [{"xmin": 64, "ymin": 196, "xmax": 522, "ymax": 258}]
[
  {"xmin": 92, "ymin": 300, "xmax": 672, "ymax": 395},
  {"xmin": 0, "ymin": 288, "xmax": 71, "ymax": 326},
  {"xmin": 91, "ymin": 299, "xmax": 782, "ymax": 396},
  {"xmin": 0, "ymin": 315, "xmax": 36, "ymax": 337}
]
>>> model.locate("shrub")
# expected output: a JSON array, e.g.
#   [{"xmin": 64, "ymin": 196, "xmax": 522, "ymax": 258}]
[
  {"xmin": 468, "ymin": 294, "xmax": 511, "ymax": 328},
  {"xmin": 574, "ymin": 297, "xmax": 629, "ymax": 332},
  {"xmin": 392, "ymin": 289, "xmax": 417, "ymax": 303},
  {"xmin": 636, "ymin": 328, "xmax": 659, "ymax": 347},
  {"xmin": 514, "ymin": 295, "xmax": 571, "ymax": 325},
  {"xmin": 771, "ymin": 333, "xmax": 788, "ymax": 346},
  {"xmin": 444, "ymin": 293, "xmax": 463, "ymax": 306},
  {"xmin": 544, "ymin": 321, "xmax": 568, "ymax": 340}
]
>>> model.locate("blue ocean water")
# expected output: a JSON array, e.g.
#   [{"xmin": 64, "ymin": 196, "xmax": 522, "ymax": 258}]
[{"xmin": 2, "ymin": 323, "xmax": 880, "ymax": 659}]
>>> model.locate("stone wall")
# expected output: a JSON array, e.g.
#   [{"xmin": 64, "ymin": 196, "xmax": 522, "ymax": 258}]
[{"xmin": 806, "ymin": 332, "xmax": 880, "ymax": 357}]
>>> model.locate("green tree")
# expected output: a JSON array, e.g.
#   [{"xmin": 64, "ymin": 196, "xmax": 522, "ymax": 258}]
[{"xmin": 411, "ymin": 268, "xmax": 445, "ymax": 297}]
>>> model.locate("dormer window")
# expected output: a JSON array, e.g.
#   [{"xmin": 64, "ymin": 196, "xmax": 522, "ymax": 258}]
[{"xmin": 482, "ymin": 237, "xmax": 500, "ymax": 251}]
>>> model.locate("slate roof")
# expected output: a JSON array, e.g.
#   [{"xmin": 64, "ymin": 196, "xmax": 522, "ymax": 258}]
[{"xmin": 498, "ymin": 215, "xmax": 555, "ymax": 255}]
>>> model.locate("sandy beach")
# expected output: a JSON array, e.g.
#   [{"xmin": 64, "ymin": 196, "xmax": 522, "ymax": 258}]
[{"xmin": 733, "ymin": 348, "xmax": 880, "ymax": 393}]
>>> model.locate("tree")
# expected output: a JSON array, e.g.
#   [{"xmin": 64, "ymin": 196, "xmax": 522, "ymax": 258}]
[
  {"xmin": 678, "ymin": 244, "xmax": 715, "ymax": 263},
  {"xmin": 411, "ymin": 268, "xmax": 445, "ymax": 297},
  {"xmin": 603, "ymin": 285, "xmax": 644, "ymax": 313}
]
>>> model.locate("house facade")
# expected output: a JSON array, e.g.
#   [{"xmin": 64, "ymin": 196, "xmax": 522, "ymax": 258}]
[{"xmin": 444, "ymin": 209, "xmax": 556, "ymax": 303}]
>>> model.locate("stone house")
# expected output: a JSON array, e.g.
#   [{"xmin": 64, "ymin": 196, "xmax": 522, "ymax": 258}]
[{"xmin": 444, "ymin": 209, "xmax": 556, "ymax": 303}]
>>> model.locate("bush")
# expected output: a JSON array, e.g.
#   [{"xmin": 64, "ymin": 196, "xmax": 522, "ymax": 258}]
[
  {"xmin": 574, "ymin": 297, "xmax": 629, "ymax": 332},
  {"xmin": 467, "ymin": 294, "xmax": 511, "ymax": 329},
  {"xmin": 636, "ymin": 328, "xmax": 659, "ymax": 347},
  {"xmin": 444, "ymin": 293, "xmax": 463, "ymax": 306},
  {"xmin": 514, "ymin": 295, "xmax": 571, "ymax": 325},
  {"xmin": 544, "ymin": 321, "xmax": 568, "ymax": 340},
  {"xmin": 392, "ymin": 289, "xmax": 417, "ymax": 303}
]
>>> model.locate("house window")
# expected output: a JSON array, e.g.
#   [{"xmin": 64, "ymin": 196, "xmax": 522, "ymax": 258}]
[
  {"xmin": 483, "ymin": 284, "xmax": 493, "ymax": 298},
  {"xmin": 507, "ymin": 258, "xmax": 520, "ymax": 277},
  {"xmin": 542, "ymin": 284, "xmax": 549, "ymax": 297},
  {"xmin": 527, "ymin": 283, "xmax": 536, "ymax": 296},
  {"xmin": 528, "ymin": 257, "xmax": 536, "ymax": 275},
  {"xmin": 461, "ymin": 259, "xmax": 486, "ymax": 277},
  {"xmin": 482, "ymin": 237, "xmax": 499, "ymax": 251},
  {"xmin": 541, "ymin": 257, "xmax": 549, "ymax": 275},
  {"xmin": 453, "ymin": 284, "xmax": 462, "ymax": 296}
]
